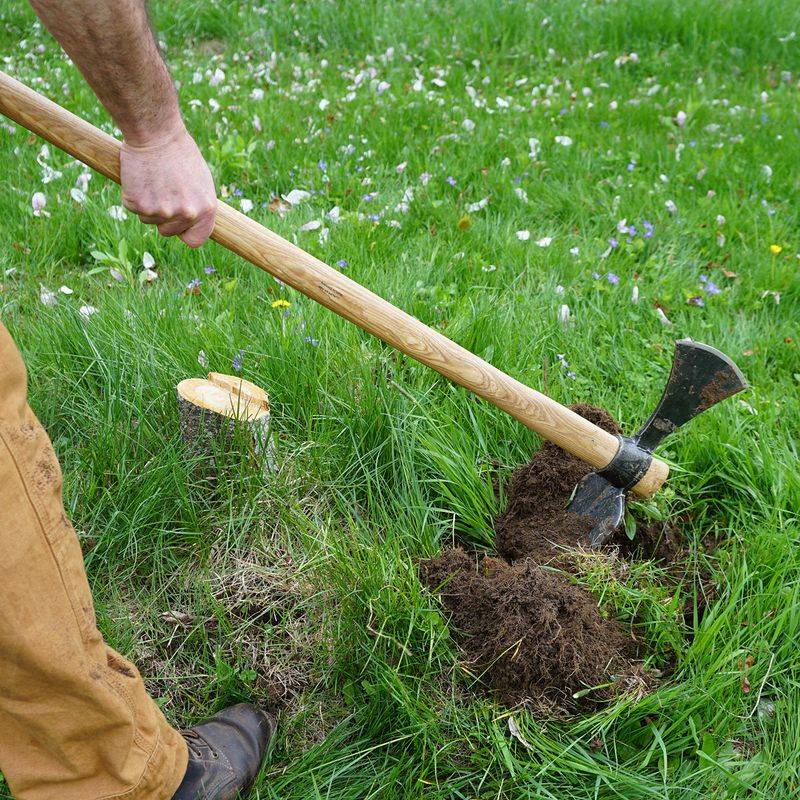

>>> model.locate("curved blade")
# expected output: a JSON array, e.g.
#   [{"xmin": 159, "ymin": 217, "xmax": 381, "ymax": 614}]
[
  {"xmin": 568, "ymin": 472, "xmax": 625, "ymax": 548},
  {"xmin": 635, "ymin": 339, "xmax": 748, "ymax": 452}
]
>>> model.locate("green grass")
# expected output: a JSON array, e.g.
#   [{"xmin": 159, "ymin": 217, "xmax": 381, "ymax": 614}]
[{"xmin": 1, "ymin": 0, "xmax": 799, "ymax": 796}]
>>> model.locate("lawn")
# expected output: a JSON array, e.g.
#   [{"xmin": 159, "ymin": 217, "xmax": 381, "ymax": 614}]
[{"xmin": 1, "ymin": 0, "xmax": 799, "ymax": 797}]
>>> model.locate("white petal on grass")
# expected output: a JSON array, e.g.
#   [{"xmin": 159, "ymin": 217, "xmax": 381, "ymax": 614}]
[
  {"xmin": 528, "ymin": 137, "xmax": 541, "ymax": 159},
  {"xmin": 79, "ymin": 305, "xmax": 98, "ymax": 319},
  {"xmin": 69, "ymin": 187, "xmax": 86, "ymax": 204},
  {"xmin": 326, "ymin": 206, "xmax": 341, "ymax": 223},
  {"xmin": 631, "ymin": 284, "xmax": 639, "ymax": 303},
  {"xmin": 40, "ymin": 163, "xmax": 63, "ymax": 184},
  {"xmin": 76, "ymin": 171, "xmax": 91, "ymax": 192},
  {"xmin": 508, "ymin": 717, "xmax": 533, "ymax": 751},
  {"xmin": 569, "ymin": 246, "xmax": 580, "ymax": 256},
  {"xmin": 197, "ymin": 350, "xmax": 208, "ymax": 368},
  {"xmin": 110, "ymin": 268, "xmax": 125, "ymax": 282},
  {"xmin": 59, "ymin": 285, "xmax": 73, "ymax": 295},
  {"xmin": 240, "ymin": 198, "xmax": 254, "ymax": 214},
  {"xmin": 142, "ymin": 251, "xmax": 155, "ymax": 269},
  {"xmin": 466, "ymin": 197, "xmax": 489, "ymax": 213},
  {"xmin": 283, "ymin": 189, "xmax": 311, "ymax": 206},
  {"xmin": 516, "ymin": 229, "xmax": 531, "ymax": 241},
  {"xmin": 142, "ymin": 268, "xmax": 158, "ymax": 283},
  {"xmin": 31, "ymin": 192, "xmax": 46, "ymax": 216},
  {"xmin": 208, "ymin": 68, "xmax": 225, "ymax": 87},
  {"xmin": 515, "ymin": 187, "xmax": 528, "ymax": 202},
  {"xmin": 554, "ymin": 135, "xmax": 573, "ymax": 146},
  {"xmin": 557, "ymin": 304, "xmax": 571, "ymax": 325},
  {"xmin": 299, "ymin": 219, "xmax": 322, "ymax": 232},
  {"xmin": 376, "ymin": 81, "xmax": 390, "ymax": 94},
  {"xmin": 462, "ymin": 118, "xmax": 475, "ymax": 132},
  {"xmin": 762, "ymin": 164, "xmax": 773, "ymax": 181},
  {"xmin": 665, "ymin": 199, "xmax": 677, "ymax": 214},
  {"xmin": 535, "ymin": 236, "xmax": 553, "ymax": 247},
  {"xmin": 108, "ymin": 205, "xmax": 128, "ymax": 221},
  {"xmin": 675, "ymin": 110, "xmax": 687, "ymax": 127},
  {"xmin": 39, "ymin": 285, "xmax": 57, "ymax": 306},
  {"xmin": 656, "ymin": 307, "xmax": 672, "ymax": 326},
  {"xmin": 319, "ymin": 98, "xmax": 330, "ymax": 111}
]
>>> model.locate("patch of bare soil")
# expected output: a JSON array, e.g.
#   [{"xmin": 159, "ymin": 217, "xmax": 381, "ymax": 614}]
[{"xmin": 421, "ymin": 405, "xmax": 668, "ymax": 711}]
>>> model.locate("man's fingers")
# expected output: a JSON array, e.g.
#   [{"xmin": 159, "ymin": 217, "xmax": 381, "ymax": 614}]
[
  {"xmin": 179, "ymin": 210, "xmax": 216, "ymax": 248},
  {"xmin": 138, "ymin": 213, "xmax": 163, "ymax": 225},
  {"xmin": 157, "ymin": 218, "xmax": 192, "ymax": 237}
]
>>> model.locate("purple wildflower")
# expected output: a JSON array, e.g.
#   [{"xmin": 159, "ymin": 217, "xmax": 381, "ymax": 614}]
[
  {"xmin": 317, "ymin": 159, "xmax": 327, "ymax": 171},
  {"xmin": 186, "ymin": 277, "xmax": 201, "ymax": 292},
  {"xmin": 204, "ymin": 265, "xmax": 216, "ymax": 275},
  {"xmin": 336, "ymin": 259, "xmax": 348, "ymax": 269},
  {"xmin": 445, "ymin": 176, "xmax": 457, "ymax": 186},
  {"xmin": 627, "ymin": 161, "xmax": 636, "ymax": 172},
  {"xmin": 232, "ymin": 350, "xmax": 244, "ymax": 372},
  {"xmin": 304, "ymin": 335, "xmax": 320, "ymax": 346},
  {"xmin": 643, "ymin": 220, "xmax": 654, "ymax": 238},
  {"xmin": 362, "ymin": 192, "xmax": 376, "ymax": 202},
  {"xmin": 591, "ymin": 271, "xmax": 600, "ymax": 279},
  {"xmin": 687, "ymin": 296, "xmax": 705, "ymax": 307},
  {"xmin": 609, "ymin": 237, "xmax": 619, "ymax": 249},
  {"xmin": 606, "ymin": 272, "xmax": 620, "ymax": 285},
  {"xmin": 703, "ymin": 281, "xmax": 721, "ymax": 295},
  {"xmin": 600, "ymin": 120, "xmax": 609, "ymax": 128}
]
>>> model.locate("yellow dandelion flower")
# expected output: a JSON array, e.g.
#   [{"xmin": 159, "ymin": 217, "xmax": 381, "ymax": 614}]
[
  {"xmin": 271, "ymin": 299, "xmax": 291, "ymax": 309},
  {"xmin": 770, "ymin": 244, "xmax": 782, "ymax": 254}
]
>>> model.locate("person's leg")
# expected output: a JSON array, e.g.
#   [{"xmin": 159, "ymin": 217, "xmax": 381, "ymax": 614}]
[{"xmin": 0, "ymin": 320, "xmax": 188, "ymax": 800}]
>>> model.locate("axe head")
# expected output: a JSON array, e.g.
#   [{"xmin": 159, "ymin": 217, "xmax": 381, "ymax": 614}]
[{"xmin": 568, "ymin": 340, "xmax": 747, "ymax": 547}]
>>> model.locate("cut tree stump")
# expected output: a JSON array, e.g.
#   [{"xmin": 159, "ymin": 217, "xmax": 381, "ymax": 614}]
[{"xmin": 176, "ymin": 372, "xmax": 276, "ymax": 479}]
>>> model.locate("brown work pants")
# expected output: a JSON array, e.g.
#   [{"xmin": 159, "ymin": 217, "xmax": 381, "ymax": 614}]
[{"xmin": 0, "ymin": 320, "xmax": 187, "ymax": 800}]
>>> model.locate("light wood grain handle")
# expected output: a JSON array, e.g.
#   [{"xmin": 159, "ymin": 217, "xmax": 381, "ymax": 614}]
[{"xmin": 0, "ymin": 70, "xmax": 669, "ymax": 498}]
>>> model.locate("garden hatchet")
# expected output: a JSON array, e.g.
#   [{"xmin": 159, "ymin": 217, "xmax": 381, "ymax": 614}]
[{"xmin": 0, "ymin": 72, "xmax": 747, "ymax": 542}]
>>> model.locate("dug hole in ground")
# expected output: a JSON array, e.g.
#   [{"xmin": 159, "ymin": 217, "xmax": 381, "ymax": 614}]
[{"xmin": 420, "ymin": 404, "xmax": 693, "ymax": 714}]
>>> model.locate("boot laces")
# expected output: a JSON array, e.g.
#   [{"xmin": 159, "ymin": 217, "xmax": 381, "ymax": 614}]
[{"xmin": 183, "ymin": 729, "xmax": 220, "ymax": 760}]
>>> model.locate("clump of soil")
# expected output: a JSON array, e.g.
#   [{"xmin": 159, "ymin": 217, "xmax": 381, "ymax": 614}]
[
  {"xmin": 420, "ymin": 549, "xmax": 628, "ymax": 707},
  {"xmin": 421, "ymin": 404, "xmax": 662, "ymax": 710},
  {"xmin": 495, "ymin": 404, "xmax": 620, "ymax": 563}
]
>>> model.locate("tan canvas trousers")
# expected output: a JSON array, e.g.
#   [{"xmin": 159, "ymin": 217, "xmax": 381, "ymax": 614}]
[{"xmin": 0, "ymin": 320, "xmax": 187, "ymax": 800}]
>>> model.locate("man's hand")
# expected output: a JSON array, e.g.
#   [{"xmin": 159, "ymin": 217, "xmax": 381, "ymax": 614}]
[
  {"xmin": 29, "ymin": 0, "xmax": 217, "ymax": 246},
  {"xmin": 120, "ymin": 124, "xmax": 216, "ymax": 248}
]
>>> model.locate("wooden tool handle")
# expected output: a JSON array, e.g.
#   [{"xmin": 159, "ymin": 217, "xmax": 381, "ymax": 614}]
[{"xmin": 0, "ymin": 70, "xmax": 668, "ymax": 498}]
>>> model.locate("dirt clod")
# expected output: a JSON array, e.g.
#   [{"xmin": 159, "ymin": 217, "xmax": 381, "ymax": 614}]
[
  {"xmin": 420, "ymin": 548, "xmax": 628, "ymax": 707},
  {"xmin": 495, "ymin": 404, "xmax": 620, "ymax": 563},
  {"xmin": 421, "ymin": 404, "xmax": 655, "ymax": 710}
]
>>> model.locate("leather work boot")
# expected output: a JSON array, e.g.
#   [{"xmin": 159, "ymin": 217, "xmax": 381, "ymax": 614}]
[{"xmin": 172, "ymin": 704, "xmax": 276, "ymax": 800}]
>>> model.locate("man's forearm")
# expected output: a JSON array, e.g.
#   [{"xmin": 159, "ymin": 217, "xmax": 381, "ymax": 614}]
[{"xmin": 30, "ymin": 0, "xmax": 183, "ymax": 145}]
